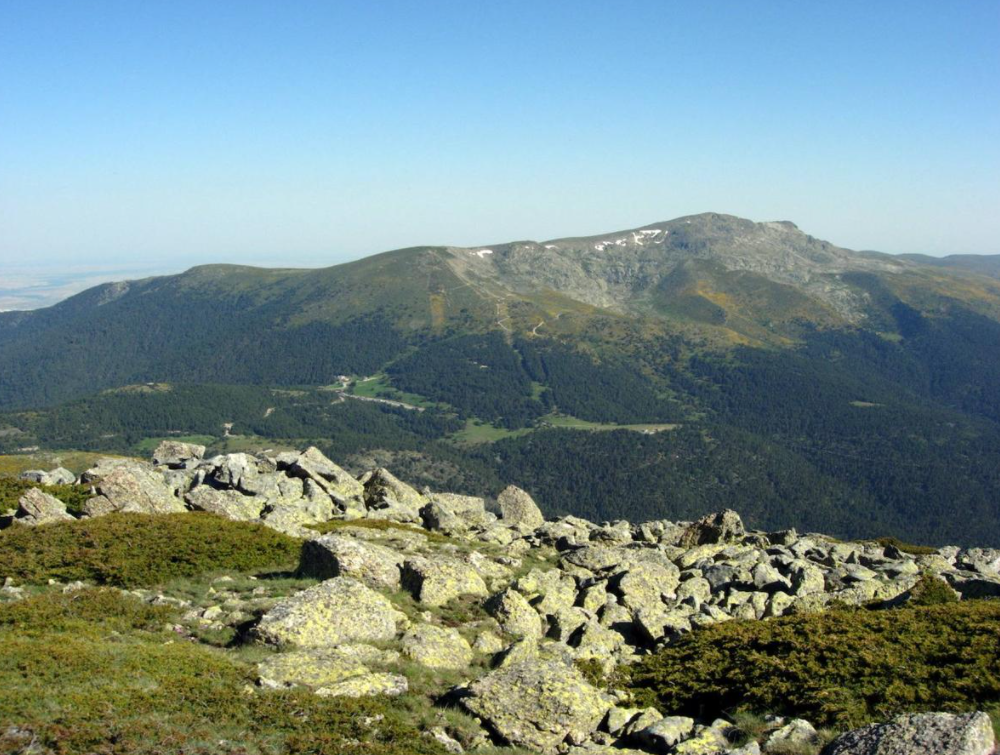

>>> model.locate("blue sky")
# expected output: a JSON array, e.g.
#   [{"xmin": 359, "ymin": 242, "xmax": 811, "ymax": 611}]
[{"xmin": 1, "ymin": 0, "xmax": 998, "ymax": 278}]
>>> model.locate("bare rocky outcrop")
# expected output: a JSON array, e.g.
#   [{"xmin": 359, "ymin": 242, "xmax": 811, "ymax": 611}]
[
  {"xmin": 83, "ymin": 460, "xmax": 187, "ymax": 516},
  {"xmin": 461, "ymin": 660, "xmax": 610, "ymax": 753},
  {"xmin": 151, "ymin": 440, "xmax": 206, "ymax": 468},
  {"xmin": 496, "ymin": 485, "xmax": 544, "ymax": 529},
  {"xmin": 299, "ymin": 533, "xmax": 403, "ymax": 589},
  {"xmin": 253, "ymin": 577, "xmax": 407, "ymax": 648},
  {"xmin": 823, "ymin": 711, "xmax": 995, "ymax": 755}
]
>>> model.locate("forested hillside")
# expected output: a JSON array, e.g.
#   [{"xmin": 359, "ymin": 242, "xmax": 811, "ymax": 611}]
[{"xmin": 4, "ymin": 214, "xmax": 1000, "ymax": 546}]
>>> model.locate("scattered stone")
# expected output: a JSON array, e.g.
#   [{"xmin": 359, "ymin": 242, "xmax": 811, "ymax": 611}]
[
  {"xmin": 152, "ymin": 440, "xmax": 206, "ymax": 468},
  {"xmin": 83, "ymin": 460, "xmax": 186, "ymax": 516},
  {"xmin": 401, "ymin": 624, "xmax": 473, "ymax": 669},
  {"xmin": 401, "ymin": 556, "xmax": 488, "ymax": 607},
  {"xmin": 682, "ymin": 509, "xmax": 746, "ymax": 547},
  {"xmin": 254, "ymin": 577, "xmax": 406, "ymax": 648},
  {"xmin": 300, "ymin": 534, "xmax": 402, "ymax": 589},
  {"xmin": 13, "ymin": 488, "xmax": 74, "ymax": 526},
  {"xmin": 486, "ymin": 587, "xmax": 543, "ymax": 638},
  {"xmin": 764, "ymin": 719, "xmax": 817, "ymax": 752},
  {"xmin": 363, "ymin": 468, "xmax": 426, "ymax": 522},
  {"xmin": 462, "ymin": 660, "xmax": 610, "ymax": 754},
  {"xmin": 496, "ymin": 485, "xmax": 544, "ymax": 529},
  {"xmin": 185, "ymin": 486, "xmax": 265, "ymax": 521},
  {"xmin": 315, "ymin": 672, "xmax": 409, "ymax": 698},
  {"xmin": 636, "ymin": 715, "xmax": 695, "ymax": 750}
]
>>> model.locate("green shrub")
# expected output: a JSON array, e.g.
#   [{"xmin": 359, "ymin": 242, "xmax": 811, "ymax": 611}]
[
  {"xmin": 0, "ymin": 512, "xmax": 302, "ymax": 587},
  {"xmin": 0, "ymin": 588, "xmax": 174, "ymax": 634},
  {"xmin": 0, "ymin": 590, "xmax": 446, "ymax": 755},
  {"xmin": 907, "ymin": 572, "xmax": 960, "ymax": 606},
  {"xmin": 623, "ymin": 601, "xmax": 1000, "ymax": 729},
  {"xmin": 0, "ymin": 474, "xmax": 92, "ymax": 516}
]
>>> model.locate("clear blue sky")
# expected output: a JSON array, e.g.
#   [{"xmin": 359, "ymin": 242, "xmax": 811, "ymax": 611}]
[{"xmin": 2, "ymin": 0, "xmax": 998, "ymax": 273}]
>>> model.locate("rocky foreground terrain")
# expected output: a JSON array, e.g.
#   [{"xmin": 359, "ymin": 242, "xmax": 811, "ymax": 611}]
[{"xmin": 5, "ymin": 441, "xmax": 1000, "ymax": 755}]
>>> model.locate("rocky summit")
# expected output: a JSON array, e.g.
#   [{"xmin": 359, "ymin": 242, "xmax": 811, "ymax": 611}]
[{"xmin": 4, "ymin": 441, "xmax": 1000, "ymax": 755}]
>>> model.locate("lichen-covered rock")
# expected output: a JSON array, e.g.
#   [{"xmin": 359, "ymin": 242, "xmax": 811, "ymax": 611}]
[
  {"xmin": 765, "ymin": 719, "xmax": 817, "ymax": 752},
  {"xmin": 83, "ymin": 460, "xmax": 186, "ymax": 516},
  {"xmin": 19, "ymin": 467, "xmax": 76, "ymax": 485},
  {"xmin": 473, "ymin": 631, "xmax": 506, "ymax": 654},
  {"xmin": 300, "ymin": 533, "xmax": 402, "ymax": 589},
  {"xmin": 363, "ymin": 467, "xmax": 426, "ymax": 523},
  {"xmin": 423, "ymin": 491, "xmax": 491, "ymax": 528},
  {"xmin": 486, "ymin": 587, "xmax": 543, "ymax": 638},
  {"xmin": 635, "ymin": 716, "xmax": 695, "ymax": 749},
  {"xmin": 257, "ymin": 646, "xmax": 383, "ymax": 689},
  {"xmin": 254, "ymin": 577, "xmax": 406, "ymax": 648},
  {"xmin": 315, "ymin": 672, "xmax": 409, "ymax": 698},
  {"xmin": 152, "ymin": 440, "xmax": 206, "ymax": 468},
  {"xmin": 185, "ymin": 486, "xmax": 265, "ymax": 521},
  {"xmin": 401, "ymin": 556, "xmax": 488, "ymax": 607},
  {"xmin": 671, "ymin": 721, "xmax": 732, "ymax": 754},
  {"xmin": 823, "ymin": 711, "xmax": 995, "ymax": 755},
  {"xmin": 612, "ymin": 561, "xmax": 681, "ymax": 611},
  {"xmin": 681, "ymin": 509, "xmax": 746, "ymax": 547},
  {"xmin": 497, "ymin": 485, "xmax": 544, "ymax": 529},
  {"xmin": 277, "ymin": 446, "xmax": 365, "ymax": 516},
  {"xmin": 14, "ymin": 488, "xmax": 74, "ymax": 526},
  {"xmin": 401, "ymin": 624, "xmax": 473, "ymax": 669},
  {"xmin": 461, "ymin": 660, "xmax": 610, "ymax": 754}
]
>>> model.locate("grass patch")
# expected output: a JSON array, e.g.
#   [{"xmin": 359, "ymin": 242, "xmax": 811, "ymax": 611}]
[
  {"xmin": 0, "ymin": 474, "xmax": 93, "ymax": 516},
  {"xmin": 0, "ymin": 512, "xmax": 302, "ymax": 587},
  {"xmin": 0, "ymin": 590, "xmax": 447, "ymax": 755},
  {"xmin": 450, "ymin": 419, "xmax": 533, "ymax": 445},
  {"xmin": 623, "ymin": 600, "xmax": 1000, "ymax": 729},
  {"xmin": 349, "ymin": 374, "xmax": 440, "ymax": 409}
]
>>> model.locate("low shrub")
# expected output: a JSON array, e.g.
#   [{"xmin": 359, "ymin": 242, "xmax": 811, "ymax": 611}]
[
  {"xmin": 0, "ymin": 588, "xmax": 174, "ymax": 634},
  {"xmin": 623, "ymin": 600, "xmax": 1000, "ymax": 729},
  {"xmin": 0, "ymin": 512, "xmax": 302, "ymax": 587},
  {"xmin": 907, "ymin": 572, "xmax": 960, "ymax": 606}
]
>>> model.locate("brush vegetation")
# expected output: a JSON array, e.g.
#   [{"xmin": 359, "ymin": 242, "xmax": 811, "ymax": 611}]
[
  {"xmin": 0, "ymin": 512, "xmax": 302, "ymax": 587},
  {"xmin": 623, "ymin": 600, "xmax": 1000, "ymax": 730}
]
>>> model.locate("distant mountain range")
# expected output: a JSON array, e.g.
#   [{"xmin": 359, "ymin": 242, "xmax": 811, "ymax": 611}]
[{"xmin": 4, "ymin": 213, "xmax": 1000, "ymax": 545}]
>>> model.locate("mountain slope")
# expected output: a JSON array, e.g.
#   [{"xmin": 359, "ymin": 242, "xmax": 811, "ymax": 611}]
[
  {"xmin": 4, "ymin": 212, "xmax": 1000, "ymax": 411},
  {"xmin": 5, "ymin": 213, "xmax": 1000, "ymax": 545}
]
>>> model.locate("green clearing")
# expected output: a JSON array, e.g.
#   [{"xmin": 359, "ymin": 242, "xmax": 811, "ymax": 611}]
[
  {"xmin": 449, "ymin": 419, "xmax": 534, "ymax": 445},
  {"xmin": 541, "ymin": 414, "xmax": 680, "ymax": 432},
  {"xmin": 348, "ymin": 374, "xmax": 441, "ymax": 409},
  {"xmin": 450, "ymin": 414, "xmax": 680, "ymax": 445}
]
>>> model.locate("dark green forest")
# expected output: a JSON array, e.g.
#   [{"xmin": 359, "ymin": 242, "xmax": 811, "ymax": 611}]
[{"xmin": 4, "ymin": 266, "xmax": 1000, "ymax": 547}]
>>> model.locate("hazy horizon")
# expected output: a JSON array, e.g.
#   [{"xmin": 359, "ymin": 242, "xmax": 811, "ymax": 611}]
[{"xmin": 2, "ymin": 0, "xmax": 998, "ymax": 278}]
